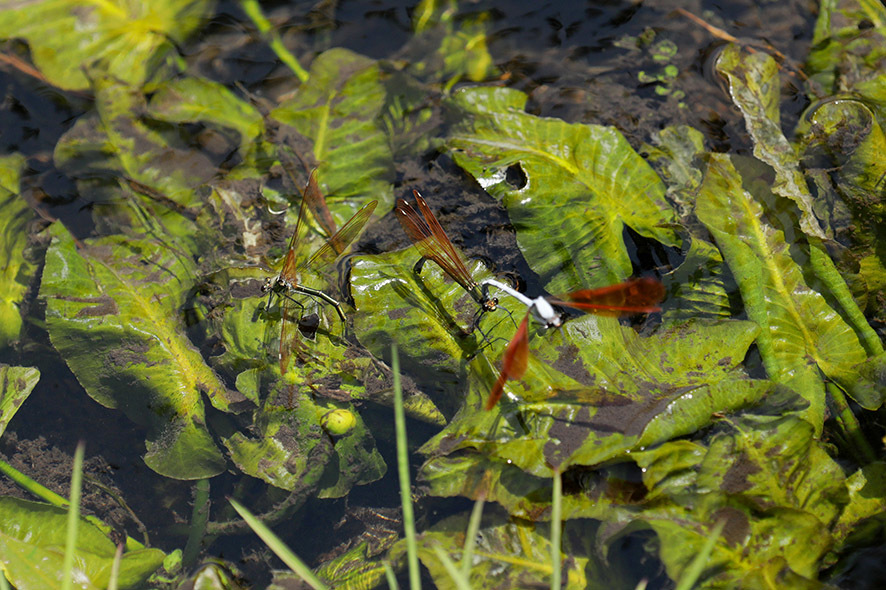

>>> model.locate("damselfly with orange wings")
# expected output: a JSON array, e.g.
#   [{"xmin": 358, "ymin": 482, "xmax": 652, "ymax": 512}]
[
  {"xmin": 263, "ymin": 170, "xmax": 376, "ymax": 379},
  {"xmin": 482, "ymin": 277, "xmax": 665, "ymax": 410},
  {"xmin": 395, "ymin": 191, "xmax": 498, "ymax": 314}
]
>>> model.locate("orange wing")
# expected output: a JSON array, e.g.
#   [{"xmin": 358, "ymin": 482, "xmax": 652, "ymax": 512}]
[
  {"xmin": 395, "ymin": 192, "xmax": 478, "ymax": 294},
  {"xmin": 279, "ymin": 151, "xmax": 338, "ymax": 238},
  {"xmin": 554, "ymin": 277, "xmax": 665, "ymax": 316},
  {"xmin": 485, "ymin": 313, "xmax": 530, "ymax": 410},
  {"xmin": 306, "ymin": 200, "xmax": 378, "ymax": 271}
]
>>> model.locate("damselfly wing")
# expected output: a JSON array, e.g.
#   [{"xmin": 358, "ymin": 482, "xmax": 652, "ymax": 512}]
[
  {"xmin": 395, "ymin": 191, "xmax": 498, "ymax": 313},
  {"xmin": 483, "ymin": 278, "xmax": 665, "ymax": 409},
  {"xmin": 263, "ymin": 170, "xmax": 377, "ymax": 395}
]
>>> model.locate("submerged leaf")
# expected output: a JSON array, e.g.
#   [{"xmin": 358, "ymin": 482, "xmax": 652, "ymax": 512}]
[
  {"xmin": 696, "ymin": 154, "xmax": 878, "ymax": 423},
  {"xmin": 807, "ymin": 0, "xmax": 886, "ymax": 123},
  {"xmin": 0, "ymin": 365, "xmax": 39, "ymax": 439},
  {"xmin": 0, "ymin": 0, "xmax": 214, "ymax": 91},
  {"xmin": 421, "ymin": 317, "xmax": 767, "ymax": 479},
  {"xmin": 270, "ymin": 48, "xmax": 395, "ymax": 222},
  {"xmin": 446, "ymin": 86, "xmax": 680, "ymax": 293},
  {"xmin": 409, "ymin": 1, "xmax": 496, "ymax": 88},
  {"xmin": 40, "ymin": 224, "xmax": 237, "ymax": 479},
  {"xmin": 54, "ymin": 74, "xmax": 217, "ymax": 244},
  {"xmin": 147, "ymin": 76, "xmax": 265, "ymax": 158},
  {"xmin": 0, "ymin": 154, "xmax": 36, "ymax": 349},
  {"xmin": 715, "ymin": 43, "xmax": 827, "ymax": 239}
]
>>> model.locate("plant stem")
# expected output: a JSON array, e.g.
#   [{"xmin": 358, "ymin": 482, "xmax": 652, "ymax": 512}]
[
  {"xmin": 61, "ymin": 441, "xmax": 85, "ymax": 590},
  {"xmin": 239, "ymin": 0, "xmax": 310, "ymax": 83},
  {"xmin": 828, "ymin": 383, "xmax": 877, "ymax": 464},
  {"xmin": 183, "ymin": 479, "xmax": 211, "ymax": 569},
  {"xmin": 393, "ymin": 345, "xmax": 421, "ymax": 590},
  {"xmin": 550, "ymin": 469, "xmax": 562, "ymax": 590}
]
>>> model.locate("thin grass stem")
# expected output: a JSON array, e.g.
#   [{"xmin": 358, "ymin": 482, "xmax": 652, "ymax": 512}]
[
  {"xmin": 239, "ymin": 0, "xmax": 310, "ymax": 82},
  {"xmin": 459, "ymin": 494, "xmax": 485, "ymax": 579},
  {"xmin": 392, "ymin": 345, "xmax": 421, "ymax": 590},
  {"xmin": 61, "ymin": 441, "xmax": 85, "ymax": 590},
  {"xmin": 674, "ymin": 518, "xmax": 726, "ymax": 590},
  {"xmin": 383, "ymin": 561, "xmax": 399, "ymax": 590},
  {"xmin": 432, "ymin": 544, "xmax": 471, "ymax": 590},
  {"xmin": 229, "ymin": 498, "xmax": 328, "ymax": 590},
  {"xmin": 550, "ymin": 468, "xmax": 562, "ymax": 590},
  {"xmin": 107, "ymin": 543, "xmax": 123, "ymax": 590}
]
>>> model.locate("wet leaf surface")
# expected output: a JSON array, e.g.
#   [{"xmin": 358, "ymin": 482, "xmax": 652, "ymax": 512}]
[
  {"xmin": 2, "ymin": 1, "xmax": 886, "ymax": 588},
  {"xmin": 0, "ymin": 497, "xmax": 165, "ymax": 590}
]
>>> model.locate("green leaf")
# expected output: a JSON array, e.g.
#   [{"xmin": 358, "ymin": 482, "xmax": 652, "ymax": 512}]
[
  {"xmin": 416, "ymin": 514, "xmax": 590, "ymax": 589},
  {"xmin": 798, "ymin": 99, "xmax": 886, "ymax": 353},
  {"xmin": 0, "ymin": 496, "xmax": 165, "ymax": 590},
  {"xmin": 0, "ymin": 365, "xmax": 39, "ymax": 438},
  {"xmin": 147, "ymin": 76, "xmax": 265, "ymax": 157},
  {"xmin": 351, "ymin": 248, "xmax": 495, "ymax": 377},
  {"xmin": 445, "ymin": 86, "xmax": 680, "ymax": 292},
  {"xmin": 420, "ymin": 317, "xmax": 767, "ymax": 479},
  {"xmin": 633, "ymin": 410, "xmax": 847, "ymax": 587},
  {"xmin": 408, "ymin": 1, "xmax": 496, "ymax": 89},
  {"xmin": 715, "ymin": 43, "xmax": 827, "ymax": 239},
  {"xmin": 40, "ymin": 224, "xmax": 237, "ymax": 479},
  {"xmin": 196, "ymin": 268, "xmax": 387, "ymax": 495},
  {"xmin": 270, "ymin": 48, "xmax": 395, "ymax": 222},
  {"xmin": 696, "ymin": 154, "xmax": 880, "ymax": 420},
  {"xmin": 0, "ymin": 0, "xmax": 214, "ymax": 91},
  {"xmin": 222, "ymin": 404, "xmax": 334, "ymax": 493},
  {"xmin": 834, "ymin": 462, "xmax": 886, "ymax": 546},
  {"xmin": 54, "ymin": 74, "xmax": 216, "ymax": 244},
  {"xmin": 181, "ymin": 562, "xmax": 243, "ymax": 589},
  {"xmin": 807, "ymin": 0, "xmax": 886, "ymax": 123},
  {"xmin": 0, "ymin": 153, "xmax": 36, "ymax": 349}
]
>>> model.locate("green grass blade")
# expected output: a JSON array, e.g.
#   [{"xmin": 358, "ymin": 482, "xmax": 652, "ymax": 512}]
[
  {"xmin": 229, "ymin": 498, "xmax": 328, "ymax": 590},
  {"xmin": 383, "ymin": 561, "xmax": 399, "ymax": 590},
  {"xmin": 432, "ymin": 544, "xmax": 471, "ymax": 590},
  {"xmin": 107, "ymin": 543, "xmax": 123, "ymax": 590},
  {"xmin": 392, "ymin": 345, "xmax": 421, "ymax": 590},
  {"xmin": 238, "ymin": 0, "xmax": 309, "ymax": 82},
  {"xmin": 674, "ymin": 519, "xmax": 726, "ymax": 590},
  {"xmin": 0, "ymin": 458, "xmax": 68, "ymax": 506},
  {"xmin": 61, "ymin": 441, "xmax": 85, "ymax": 590},
  {"xmin": 459, "ymin": 494, "xmax": 485, "ymax": 579},
  {"xmin": 550, "ymin": 469, "xmax": 562, "ymax": 590}
]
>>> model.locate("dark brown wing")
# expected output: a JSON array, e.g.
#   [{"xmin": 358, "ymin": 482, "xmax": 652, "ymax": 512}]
[
  {"xmin": 305, "ymin": 200, "xmax": 378, "ymax": 271},
  {"xmin": 485, "ymin": 313, "xmax": 530, "ymax": 410},
  {"xmin": 553, "ymin": 278, "xmax": 665, "ymax": 316},
  {"xmin": 395, "ymin": 191, "xmax": 478, "ymax": 292}
]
